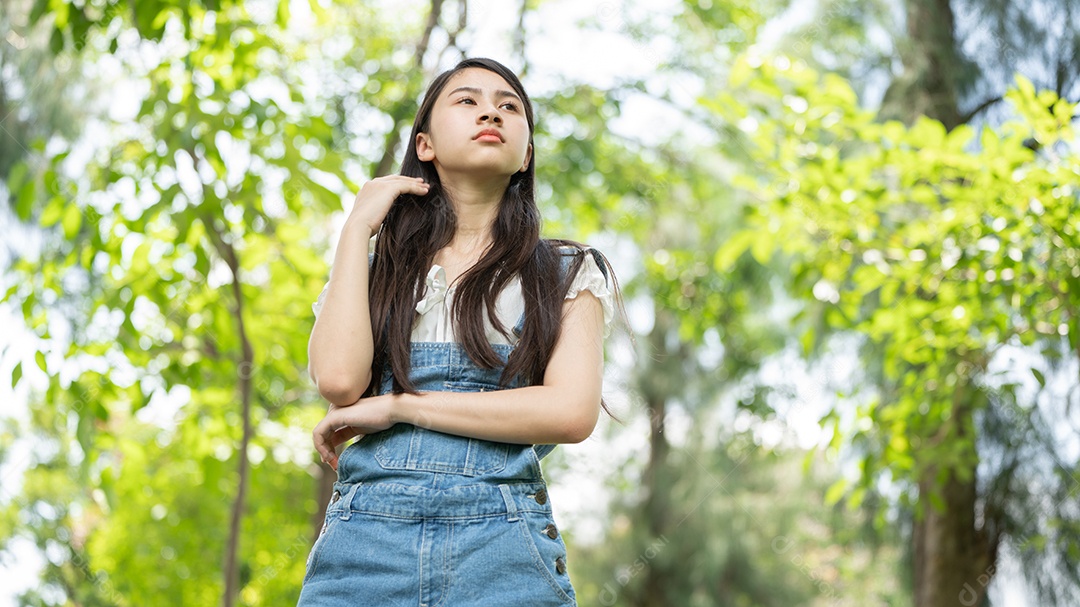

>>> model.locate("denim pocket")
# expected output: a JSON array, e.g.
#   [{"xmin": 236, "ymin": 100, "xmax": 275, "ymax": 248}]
[
  {"xmin": 442, "ymin": 380, "xmax": 499, "ymax": 392},
  {"xmin": 373, "ymin": 424, "xmax": 509, "ymax": 476},
  {"xmin": 514, "ymin": 509, "xmax": 577, "ymax": 605}
]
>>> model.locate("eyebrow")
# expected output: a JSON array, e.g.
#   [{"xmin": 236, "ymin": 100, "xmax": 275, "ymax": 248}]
[{"xmin": 446, "ymin": 86, "xmax": 523, "ymax": 103}]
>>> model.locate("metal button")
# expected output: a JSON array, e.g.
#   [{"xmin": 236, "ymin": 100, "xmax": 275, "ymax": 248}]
[
  {"xmin": 555, "ymin": 556, "xmax": 566, "ymax": 575},
  {"xmin": 330, "ymin": 490, "xmax": 341, "ymax": 504},
  {"xmin": 544, "ymin": 523, "xmax": 558, "ymax": 539},
  {"xmin": 533, "ymin": 488, "xmax": 548, "ymax": 505}
]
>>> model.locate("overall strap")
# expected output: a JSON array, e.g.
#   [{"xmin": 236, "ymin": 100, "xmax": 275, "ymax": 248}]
[
  {"xmin": 511, "ymin": 247, "xmax": 585, "ymax": 337},
  {"xmin": 511, "ymin": 246, "xmax": 604, "ymax": 462}
]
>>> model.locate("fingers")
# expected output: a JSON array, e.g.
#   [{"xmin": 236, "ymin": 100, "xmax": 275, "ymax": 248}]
[
  {"xmin": 313, "ymin": 419, "xmax": 338, "ymax": 469},
  {"xmin": 349, "ymin": 176, "xmax": 431, "ymax": 234},
  {"xmin": 362, "ymin": 175, "xmax": 429, "ymax": 190},
  {"xmin": 331, "ymin": 426, "xmax": 363, "ymax": 449},
  {"xmin": 408, "ymin": 180, "xmax": 431, "ymax": 195},
  {"xmin": 313, "ymin": 412, "xmax": 372, "ymax": 471},
  {"xmin": 393, "ymin": 176, "xmax": 431, "ymax": 193},
  {"xmin": 390, "ymin": 176, "xmax": 430, "ymax": 197}
]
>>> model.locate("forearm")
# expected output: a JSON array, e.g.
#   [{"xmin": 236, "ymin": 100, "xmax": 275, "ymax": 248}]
[
  {"xmin": 390, "ymin": 384, "xmax": 601, "ymax": 445},
  {"xmin": 308, "ymin": 219, "xmax": 377, "ymax": 405}
]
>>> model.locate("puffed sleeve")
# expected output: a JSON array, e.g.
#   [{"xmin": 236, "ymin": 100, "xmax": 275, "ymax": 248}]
[
  {"xmin": 565, "ymin": 249, "xmax": 615, "ymax": 336},
  {"xmin": 312, "ymin": 281, "xmax": 329, "ymax": 319},
  {"xmin": 312, "ymin": 253, "xmax": 374, "ymax": 320}
]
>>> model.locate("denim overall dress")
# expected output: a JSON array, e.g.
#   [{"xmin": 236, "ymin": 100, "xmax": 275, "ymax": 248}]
[{"xmin": 297, "ymin": 252, "xmax": 598, "ymax": 607}]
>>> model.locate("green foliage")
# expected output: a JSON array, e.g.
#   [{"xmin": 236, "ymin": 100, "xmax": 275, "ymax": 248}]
[
  {"xmin": 568, "ymin": 432, "xmax": 909, "ymax": 607},
  {"xmin": 2, "ymin": 0, "xmax": 361, "ymax": 602},
  {"xmin": 81, "ymin": 408, "xmax": 320, "ymax": 605},
  {"xmin": 18, "ymin": 0, "xmax": 1073, "ymax": 603},
  {"xmin": 710, "ymin": 51, "xmax": 1080, "ymax": 520}
]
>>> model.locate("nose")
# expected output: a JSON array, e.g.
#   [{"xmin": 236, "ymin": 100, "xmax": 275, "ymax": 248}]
[{"xmin": 478, "ymin": 104, "xmax": 503, "ymax": 124}]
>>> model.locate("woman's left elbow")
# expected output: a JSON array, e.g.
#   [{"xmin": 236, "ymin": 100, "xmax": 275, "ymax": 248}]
[{"xmin": 562, "ymin": 400, "xmax": 601, "ymax": 443}]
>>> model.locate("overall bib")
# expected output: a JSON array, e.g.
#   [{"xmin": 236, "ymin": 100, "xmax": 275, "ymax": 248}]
[{"xmin": 298, "ymin": 311, "xmax": 578, "ymax": 606}]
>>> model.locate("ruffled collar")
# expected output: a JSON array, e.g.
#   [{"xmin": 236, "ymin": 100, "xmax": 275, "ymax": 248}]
[{"xmin": 415, "ymin": 265, "xmax": 451, "ymax": 315}]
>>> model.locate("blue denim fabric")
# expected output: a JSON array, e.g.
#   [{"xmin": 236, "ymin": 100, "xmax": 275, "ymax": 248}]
[{"xmin": 298, "ymin": 269, "xmax": 584, "ymax": 607}]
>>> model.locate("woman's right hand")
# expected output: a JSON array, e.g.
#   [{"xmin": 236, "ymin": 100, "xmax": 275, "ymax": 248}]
[{"xmin": 347, "ymin": 175, "xmax": 430, "ymax": 234}]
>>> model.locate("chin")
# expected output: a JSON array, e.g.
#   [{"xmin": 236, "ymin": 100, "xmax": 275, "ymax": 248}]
[{"xmin": 455, "ymin": 163, "xmax": 522, "ymax": 178}]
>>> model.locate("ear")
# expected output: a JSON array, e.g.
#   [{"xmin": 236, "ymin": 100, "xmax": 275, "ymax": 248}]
[
  {"xmin": 416, "ymin": 132, "xmax": 435, "ymax": 162},
  {"xmin": 519, "ymin": 142, "xmax": 532, "ymax": 173}
]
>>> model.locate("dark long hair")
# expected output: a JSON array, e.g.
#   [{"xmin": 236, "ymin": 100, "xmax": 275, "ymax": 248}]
[{"xmin": 366, "ymin": 58, "xmax": 619, "ymax": 419}]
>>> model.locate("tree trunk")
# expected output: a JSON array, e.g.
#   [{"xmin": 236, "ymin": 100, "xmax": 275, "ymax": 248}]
[
  {"xmin": 880, "ymin": 0, "xmax": 963, "ymax": 129},
  {"xmin": 637, "ymin": 307, "xmax": 675, "ymax": 607},
  {"xmin": 210, "ymin": 225, "xmax": 255, "ymax": 607},
  {"xmin": 640, "ymin": 393, "xmax": 668, "ymax": 607},
  {"xmin": 913, "ymin": 468, "xmax": 984, "ymax": 607},
  {"xmin": 883, "ymin": 2, "xmax": 998, "ymax": 603},
  {"xmin": 912, "ymin": 391, "xmax": 997, "ymax": 607},
  {"xmin": 186, "ymin": 147, "xmax": 257, "ymax": 607}
]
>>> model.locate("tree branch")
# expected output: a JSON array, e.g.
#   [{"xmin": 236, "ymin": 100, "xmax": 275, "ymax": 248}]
[
  {"xmin": 373, "ymin": 0, "xmax": 444, "ymax": 177},
  {"xmin": 205, "ymin": 214, "xmax": 255, "ymax": 607},
  {"xmin": 958, "ymin": 95, "xmax": 1003, "ymax": 125},
  {"xmin": 515, "ymin": 0, "xmax": 528, "ymax": 77},
  {"xmin": 186, "ymin": 146, "xmax": 255, "ymax": 607}
]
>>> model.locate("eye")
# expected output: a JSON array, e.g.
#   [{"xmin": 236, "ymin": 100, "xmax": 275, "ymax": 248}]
[
  {"xmin": 500, "ymin": 101, "xmax": 518, "ymax": 111},
  {"xmin": 457, "ymin": 97, "xmax": 476, "ymax": 105}
]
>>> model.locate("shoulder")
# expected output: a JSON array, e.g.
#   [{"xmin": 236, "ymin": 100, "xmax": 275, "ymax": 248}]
[
  {"xmin": 544, "ymin": 240, "xmax": 615, "ymax": 333},
  {"xmin": 545, "ymin": 240, "xmax": 610, "ymax": 283}
]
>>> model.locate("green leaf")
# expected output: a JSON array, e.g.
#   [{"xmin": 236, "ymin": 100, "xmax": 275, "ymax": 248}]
[
  {"xmin": 1014, "ymin": 73, "xmax": 1036, "ymax": 99},
  {"xmin": 49, "ymin": 27, "xmax": 64, "ymax": 54},
  {"xmin": 749, "ymin": 232, "xmax": 773, "ymax": 265},
  {"xmin": 40, "ymin": 196, "xmax": 64, "ymax": 227},
  {"xmin": 15, "ymin": 179, "xmax": 36, "ymax": 222},
  {"xmin": 848, "ymin": 486, "xmax": 867, "ymax": 510},
  {"xmin": 76, "ymin": 405, "xmax": 94, "ymax": 458},
  {"xmin": 62, "ymin": 204, "xmax": 83, "ymax": 239},
  {"xmin": 928, "ymin": 491, "xmax": 946, "ymax": 513},
  {"xmin": 132, "ymin": 389, "xmax": 151, "ymax": 413},
  {"xmin": 11, "ymin": 362, "xmax": 22, "ymax": 389},
  {"xmin": 824, "ymin": 478, "xmax": 847, "ymax": 505},
  {"xmin": 35, "ymin": 351, "xmax": 47, "ymax": 373},
  {"xmin": 909, "ymin": 117, "xmax": 946, "ymax": 149},
  {"xmin": 307, "ymin": 0, "xmax": 327, "ymax": 18},
  {"xmin": 277, "ymin": 0, "xmax": 290, "ymax": 25},
  {"xmin": 7, "ymin": 160, "xmax": 31, "ymax": 217},
  {"xmin": 28, "ymin": 0, "xmax": 49, "ymax": 26},
  {"xmin": 1032, "ymin": 368, "xmax": 1046, "ymax": 388},
  {"xmin": 714, "ymin": 230, "xmax": 755, "ymax": 270}
]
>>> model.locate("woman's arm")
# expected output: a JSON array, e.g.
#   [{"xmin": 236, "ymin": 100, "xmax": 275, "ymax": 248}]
[
  {"xmin": 397, "ymin": 290, "xmax": 605, "ymax": 443},
  {"xmin": 307, "ymin": 176, "xmax": 430, "ymax": 406},
  {"xmin": 307, "ymin": 219, "xmax": 375, "ymax": 406},
  {"xmin": 312, "ymin": 290, "xmax": 606, "ymax": 468}
]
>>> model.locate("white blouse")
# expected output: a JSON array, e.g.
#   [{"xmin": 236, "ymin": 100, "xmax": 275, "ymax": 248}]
[{"xmin": 312, "ymin": 250, "xmax": 614, "ymax": 344}]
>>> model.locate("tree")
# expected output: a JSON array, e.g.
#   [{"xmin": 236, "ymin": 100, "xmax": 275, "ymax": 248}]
[
  {"xmin": 710, "ymin": 52, "xmax": 1080, "ymax": 605},
  {"xmin": 531, "ymin": 2, "xmax": 805, "ymax": 602},
  {"xmin": 3, "ymin": 0, "xmax": 355, "ymax": 603},
  {"xmin": 767, "ymin": 1, "xmax": 1080, "ymax": 603},
  {"xmin": 1, "ymin": 0, "xmax": 929, "ymax": 604}
]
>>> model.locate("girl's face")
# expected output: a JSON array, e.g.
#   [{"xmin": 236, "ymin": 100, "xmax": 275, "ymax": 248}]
[{"xmin": 416, "ymin": 67, "xmax": 533, "ymax": 180}]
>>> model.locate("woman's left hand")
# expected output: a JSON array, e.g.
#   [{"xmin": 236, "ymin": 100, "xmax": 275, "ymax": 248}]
[{"xmin": 312, "ymin": 396, "xmax": 396, "ymax": 470}]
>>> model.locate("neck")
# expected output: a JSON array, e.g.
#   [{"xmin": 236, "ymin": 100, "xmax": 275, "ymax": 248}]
[{"xmin": 438, "ymin": 171, "xmax": 511, "ymax": 245}]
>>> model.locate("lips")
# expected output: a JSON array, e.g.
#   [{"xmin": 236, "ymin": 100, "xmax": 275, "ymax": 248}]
[{"xmin": 473, "ymin": 128, "xmax": 504, "ymax": 142}]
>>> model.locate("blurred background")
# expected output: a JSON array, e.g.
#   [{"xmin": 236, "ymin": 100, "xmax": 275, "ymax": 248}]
[{"xmin": 1, "ymin": 0, "xmax": 1079, "ymax": 605}]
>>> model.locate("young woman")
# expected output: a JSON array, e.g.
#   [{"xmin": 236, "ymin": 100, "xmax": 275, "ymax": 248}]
[{"xmin": 298, "ymin": 57, "xmax": 618, "ymax": 607}]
